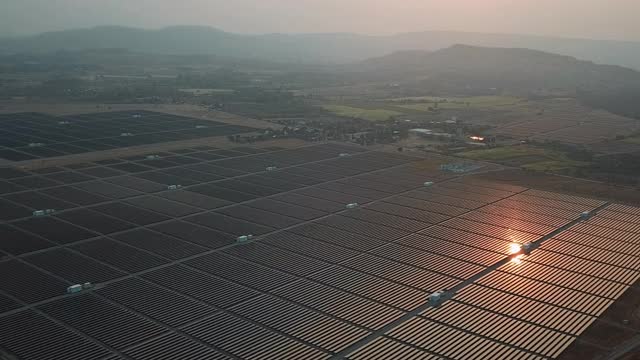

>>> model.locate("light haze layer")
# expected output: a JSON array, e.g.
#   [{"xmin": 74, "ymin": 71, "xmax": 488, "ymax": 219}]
[{"xmin": 2, "ymin": 0, "xmax": 639, "ymax": 41}]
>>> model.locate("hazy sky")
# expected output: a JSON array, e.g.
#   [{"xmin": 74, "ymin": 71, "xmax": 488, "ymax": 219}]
[{"xmin": 3, "ymin": 0, "xmax": 640, "ymax": 41}]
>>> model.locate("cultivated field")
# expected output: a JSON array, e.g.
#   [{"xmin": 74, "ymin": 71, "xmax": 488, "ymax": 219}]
[
  {"xmin": 392, "ymin": 96, "xmax": 524, "ymax": 110},
  {"xmin": 178, "ymin": 88, "xmax": 235, "ymax": 95},
  {"xmin": 458, "ymin": 145, "xmax": 590, "ymax": 172},
  {"xmin": 320, "ymin": 104, "xmax": 403, "ymax": 122}
]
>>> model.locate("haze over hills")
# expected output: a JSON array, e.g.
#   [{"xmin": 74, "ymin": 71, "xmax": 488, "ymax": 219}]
[
  {"xmin": 3, "ymin": 26, "xmax": 640, "ymax": 69},
  {"xmin": 2, "ymin": 27, "xmax": 639, "ymax": 118},
  {"xmin": 353, "ymin": 45, "xmax": 640, "ymax": 118},
  {"xmin": 358, "ymin": 45, "xmax": 640, "ymax": 90}
]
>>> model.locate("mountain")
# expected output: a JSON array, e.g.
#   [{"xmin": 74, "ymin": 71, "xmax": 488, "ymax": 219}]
[
  {"xmin": 2, "ymin": 26, "xmax": 640, "ymax": 69},
  {"xmin": 387, "ymin": 31, "xmax": 640, "ymax": 71},
  {"xmin": 358, "ymin": 45, "xmax": 640, "ymax": 89},
  {"xmin": 0, "ymin": 26, "xmax": 386, "ymax": 64},
  {"xmin": 358, "ymin": 45, "xmax": 640, "ymax": 118}
]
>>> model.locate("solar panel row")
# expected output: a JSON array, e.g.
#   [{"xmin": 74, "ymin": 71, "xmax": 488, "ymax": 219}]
[
  {"xmin": 0, "ymin": 143, "xmax": 638, "ymax": 360},
  {"xmin": 342, "ymin": 183, "xmax": 638, "ymax": 359},
  {"xmin": 0, "ymin": 111, "xmax": 258, "ymax": 161}
]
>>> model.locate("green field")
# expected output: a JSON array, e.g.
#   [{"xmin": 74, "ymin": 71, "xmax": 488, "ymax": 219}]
[
  {"xmin": 459, "ymin": 146, "xmax": 589, "ymax": 171},
  {"xmin": 320, "ymin": 105, "xmax": 403, "ymax": 122},
  {"xmin": 391, "ymin": 96, "xmax": 523, "ymax": 111},
  {"xmin": 320, "ymin": 96, "xmax": 524, "ymax": 120},
  {"xmin": 621, "ymin": 136, "xmax": 640, "ymax": 144},
  {"xmin": 179, "ymin": 88, "xmax": 235, "ymax": 95},
  {"xmin": 521, "ymin": 160, "xmax": 590, "ymax": 172},
  {"xmin": 459, "ymin": 146, "xmax": 542, "ymax": 161}
]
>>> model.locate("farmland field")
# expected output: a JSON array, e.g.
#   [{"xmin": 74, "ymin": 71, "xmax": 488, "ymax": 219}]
[
  {"xmin": 178, "ymin": 88, "xmax": 235, "ymax": 95},
  {"xmin": 320, "ymin": 96, "xmax": 524, "ymax": 122},
  {"xmin": 459, "ymin": 145, "xmax": 590, "ymax": 171},
  {"xmin": 459, "ymin": 146, "xmax": 545, "ymax": 161},
  {"xmin": 621, "ymin": 135, "xmax": 640, "ymax": 144},
  {"xmin": 391, "ymin": 96, "xmax": 524, "ymax": 110},
  {"xmin": 320, "ymin": 104, "xmax": 403, "ymax": 121}
]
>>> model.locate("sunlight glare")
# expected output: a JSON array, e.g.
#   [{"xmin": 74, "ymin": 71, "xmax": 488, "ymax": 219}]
[
  {"xmin": 511, "ymin": 254, "xmax": 524, "ymax": 265},
  {"xmin": 509, "ymin": 243, "xmax": 524, "ymax": 265},
  {"xmin": 509, "ymin": 243, "xmax": 522, "ymax": 254}
]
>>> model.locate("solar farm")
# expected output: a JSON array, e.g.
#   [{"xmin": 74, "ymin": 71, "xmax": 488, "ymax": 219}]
[
  {"xmin": 492, "ymin": 106, "xmax": 638, "ymax": 145},
  {"xmin": 0, "ymin": 111, "xmax": 257, "ymax": 162},
  {"xmin": 0, "ymin": 111, "xmax": 639, "ymax": 359}
]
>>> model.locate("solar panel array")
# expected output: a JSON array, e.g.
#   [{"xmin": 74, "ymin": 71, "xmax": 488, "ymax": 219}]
[
  {"xmin": 0, "ymin": 111, "xmax": 257, "ymax": 161},
  {"xmin": 0, "ymin": 143, "xmax": 638, "ymax": 360}
]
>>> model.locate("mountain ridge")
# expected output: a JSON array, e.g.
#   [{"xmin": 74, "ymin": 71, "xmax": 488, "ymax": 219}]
[
  {"xmin": 3, "ymin": 26, "xmax": 640, "ymax": 69},
  {"xmin": 353, "ymin": 45, "xmax": 640, "ymax": 118},
  {"xmin": 357, "ymin": 44, "xmax": 640, "ymax": 88}
]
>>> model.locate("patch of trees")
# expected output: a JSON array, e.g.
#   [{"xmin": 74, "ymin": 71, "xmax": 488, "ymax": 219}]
[
  {"xmin": 578, "ymin": 87, "xmax": 640, "ymax": 119},
  {"xmin": 175, "ymin": 68, "xmax": 249, "ymax": 88},
  {"xmin": 592, "ymin": 153, "xmax": 640, "ymax": 176}
]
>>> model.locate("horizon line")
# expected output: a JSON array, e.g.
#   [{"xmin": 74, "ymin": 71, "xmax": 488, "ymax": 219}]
[{"xmin": 3, "ymin": 25, "xmax": 640, "ymax": 44}]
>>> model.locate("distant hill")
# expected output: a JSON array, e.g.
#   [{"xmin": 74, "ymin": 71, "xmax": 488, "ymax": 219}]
[
  {"xmin": 359, "ymin": 45, "xmax": 640, "ymax": 118},
  {"xmin": 3, "ymin": 26, "xmax": 640, "ymax": 69},
  {"xmin": 358, "ymin": 45, "xmax": 640, "ymax": 90},
  {"xmin": 0, "ymin": 26, "xmax": 385, "ymax": 64}
]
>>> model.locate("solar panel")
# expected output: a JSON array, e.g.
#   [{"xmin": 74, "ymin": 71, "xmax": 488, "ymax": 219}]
[
  {"xmin": 0, "ymin": 310, "xmax": 111, "ymax": 360},
  {"xmin": 1, "ymin": 142, "xmax": 638, "ymax": 359},
  {"xmin": 0, "ymin": 111, "xmax": 258, "ymax": 161},
  {"xmin": 182, "ymin": 312, "xmax": 329, "ymax": 359},
  {"xmin": 38, "ymin": 294, "xmax": 167, "ymax": 350}
]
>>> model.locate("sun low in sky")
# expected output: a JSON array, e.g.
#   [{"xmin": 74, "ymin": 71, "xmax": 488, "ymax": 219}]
[{"xmin": 2, "ymin": 0, "xmax": 640, "ymax": 41}]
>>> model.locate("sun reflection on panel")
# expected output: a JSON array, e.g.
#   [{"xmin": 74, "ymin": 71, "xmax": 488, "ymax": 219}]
[
  {"xmin": 509, "ymin": 242, "xmax": 524, "ymax": 265},
  {"xmin": 511, "ymin": 254, "xmax": 524, "ymax": 265},
  {"xmin": 509, "ymin": 243, "xmax": 522, "ymax": 254}
]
